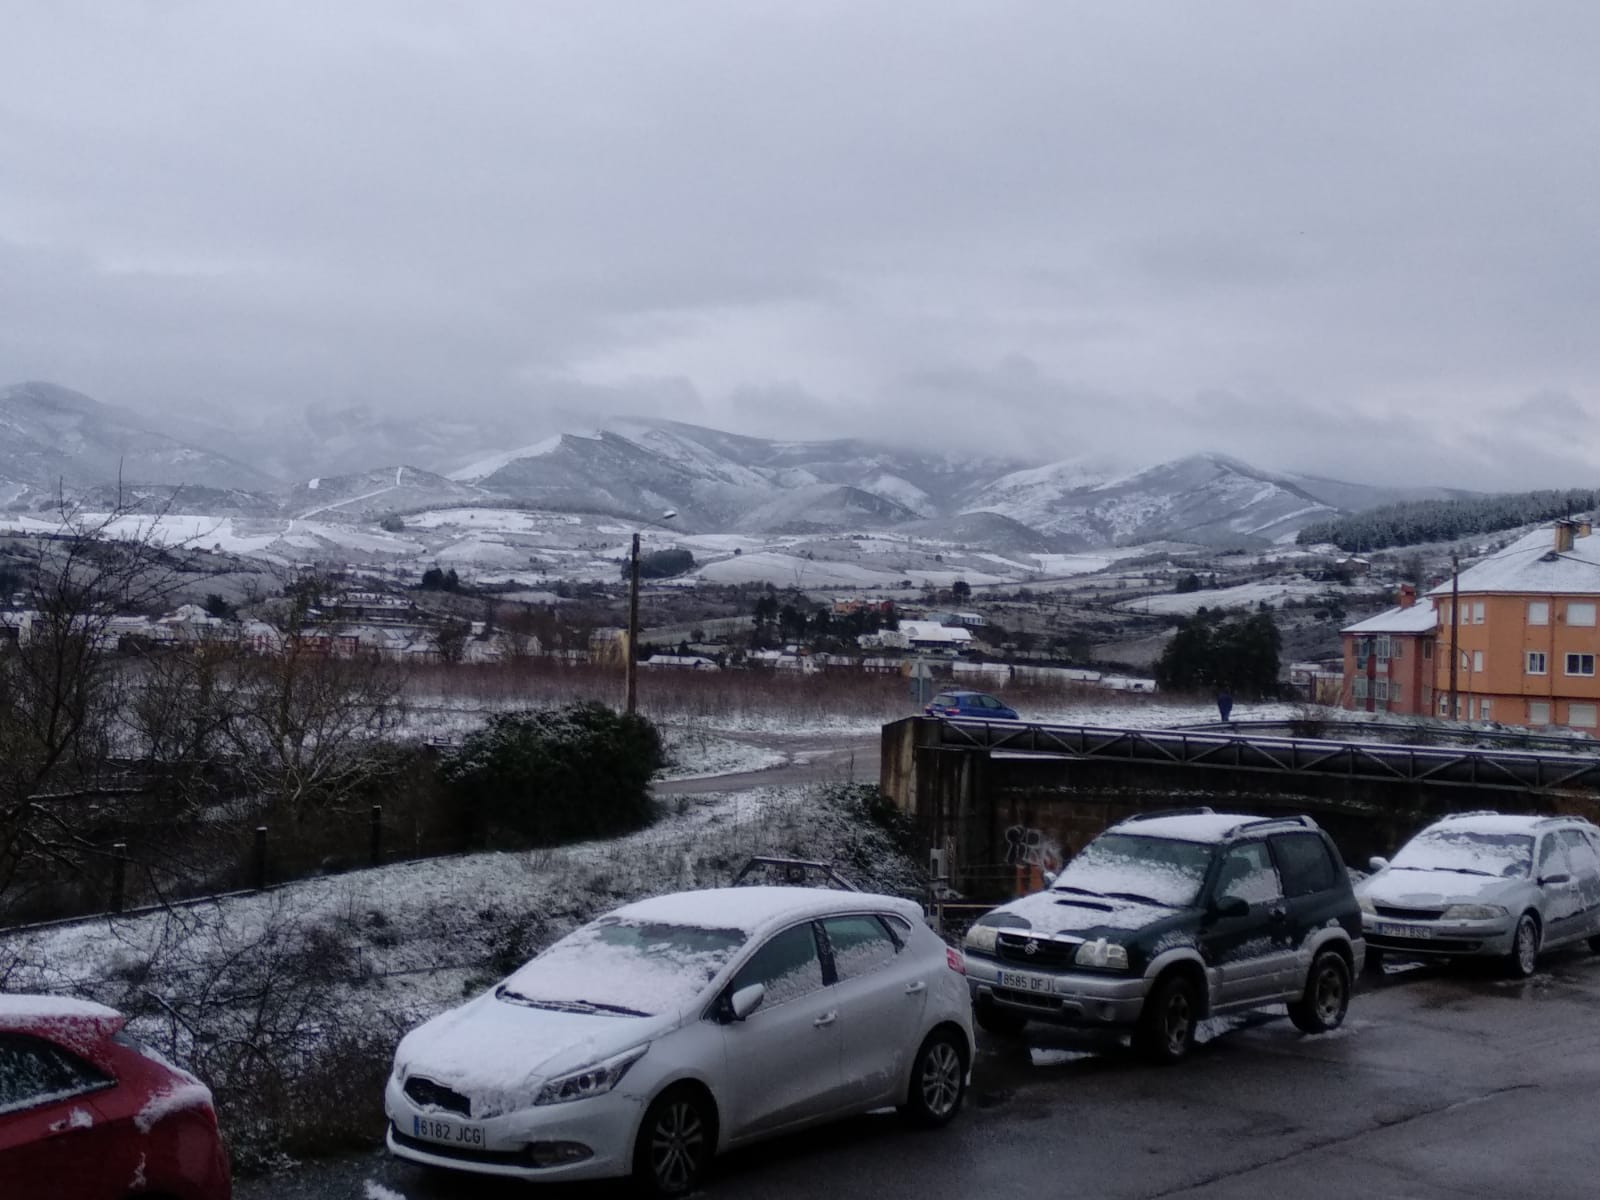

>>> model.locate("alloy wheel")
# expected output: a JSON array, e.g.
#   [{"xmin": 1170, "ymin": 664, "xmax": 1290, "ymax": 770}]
[
  {"xmin": 1314, "ymin": 961, "xmax": 1347, "ymax": 1024},
  {"xmin": 919, "ymin": 1040, "xmax": 963, "ymax": 1118},
  {"xmin": 1163, "ymin": 989, "xmax": 1192, "ymax": 1056},
  {"xmin": 1516, "ymin": 918, "xmax": 1538, "ymax": 976},
  {"xmin": 649, "ymin": 1099, "xmax": 706, "ymax": 1194}
]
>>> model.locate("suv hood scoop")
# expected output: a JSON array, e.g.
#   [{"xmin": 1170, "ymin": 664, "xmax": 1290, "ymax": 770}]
[{"xmin": 1054, "ymin": 897, "xmax": 1114, "ymax": 912}]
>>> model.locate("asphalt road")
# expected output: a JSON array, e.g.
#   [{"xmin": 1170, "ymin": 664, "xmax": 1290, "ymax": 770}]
[
  {"xmin": 652, "ymin": 732, "xmax": 881, "ymax": 796},
  {"xmin": 239, "ymin": 948, "xmax": 1600, "ymax": 1200}
]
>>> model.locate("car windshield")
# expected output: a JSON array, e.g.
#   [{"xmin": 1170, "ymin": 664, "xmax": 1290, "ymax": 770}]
[
  {"xmin": 1390, "ymin": 829, "xmax": 1534, "ymax": 878},
  {"xmin": 1052, "ymin": 833, "xmax": 1215, "ymax": 908},
  {"xmin": 497, "ymin": 918, "xmax": 748, "ymax": 1017}
]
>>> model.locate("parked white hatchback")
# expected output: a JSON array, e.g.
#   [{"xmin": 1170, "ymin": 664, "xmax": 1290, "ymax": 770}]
[{"xmin": 385, "ymin": 886, "xmax": 974, "ymax": 1195}]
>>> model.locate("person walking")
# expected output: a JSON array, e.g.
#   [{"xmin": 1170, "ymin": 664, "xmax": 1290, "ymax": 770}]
[{"xmin": 1216, "ymin": 690, "xmax": 1233, "ymax": 723}]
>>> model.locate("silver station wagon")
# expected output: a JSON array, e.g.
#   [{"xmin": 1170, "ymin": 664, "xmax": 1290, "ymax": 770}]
[{"xmin": 1357, "ymin": 812, "xmax": 1600, "ymax": 977}]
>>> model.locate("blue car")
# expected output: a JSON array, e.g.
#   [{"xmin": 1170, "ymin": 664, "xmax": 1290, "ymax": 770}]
[{"xmin": 924, "ymin": 690, "xmax": 1019, "ymax": 720}]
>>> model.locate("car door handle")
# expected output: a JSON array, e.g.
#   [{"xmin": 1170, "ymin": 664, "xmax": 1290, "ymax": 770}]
[
  {"xmin": 904, "ymin": 981, "xmax": 927, "ymax": 995},
  {"xmin": 813, "ymin": 1010, "xmax": 838, "ymax": 1028}
]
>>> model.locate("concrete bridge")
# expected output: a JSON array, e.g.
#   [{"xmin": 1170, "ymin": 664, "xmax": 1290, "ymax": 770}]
[{"xmin": 879, "ymin": 716, "xmax": 1600, "ymax": 902}]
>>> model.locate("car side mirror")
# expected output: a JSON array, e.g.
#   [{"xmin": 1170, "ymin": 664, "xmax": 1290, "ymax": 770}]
[
  {"xmin": 1210, "ymin": 895, "xmax": 1249, "ymax": 919},
  {"xmin": 1368, "ymin": 856, "xmax": 1390, "ymax": 873},
  {"xmin": 1540, "ymin": 873, "xmax": 1572, "ymax": 886},
  {"xmin": 729, "ymin": 983, "xmax": 766, "ymax": 1022},
  {"xmin": 1042, "ymin": 870, "xmax": 1058, "ymax": 886}
]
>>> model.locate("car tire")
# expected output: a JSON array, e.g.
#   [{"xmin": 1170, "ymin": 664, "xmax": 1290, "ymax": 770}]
[
  {"xmin": 1288, "ymin": 950, "xmax": 1351, "ymax": 1034},
  {"xmin": 633, "ymin": 1086, "xmax": 714, "ymax": 1197},
  {"xmin": 1134, "ymin": 972, "xmax": 1198, "ymax": 1064},
  {"xmin": 899, "ymin": 1029, "xmax": 967, "ymax": 1128},
  {"xmin": 1506, "ymin": 913, "xmax": 1540, "ymax": 979},
  {"xmin": 975, "ymin": 1001, "xmax": 1028, "ymax": 1037}
]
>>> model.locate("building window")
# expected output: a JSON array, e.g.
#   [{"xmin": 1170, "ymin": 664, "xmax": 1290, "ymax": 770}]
[
  {"xmin": 1479, "ymin": 699, "xmax": 1491, "ymax": 721},
  {"xmin": 1568, "ymin": 602, "xmax": 1596, "ymax": 627},
  {"xmin": 1376, "ymin": 636, "xmax": 1392, "ymax": 661},
  {"xmin": 1353, "ymin": 677, "xmax": 1368, "ymax": 699},
  {"xmin": 1390, "ymin": 682, "xmax": 1402, "ymax": 704},
  {"xmin": 1472, "ymin": 601, "xmax": 1485, "ymax": 624},
  {"xmin": 1569, "ymin": 703, "xmax": 1598, "ymax": 728},
  {"xmin": 1566, "ymin": 653, "xmax": 1596, "ymax": 676},
  {"xmin": 1529, "ymin": 700, "xmax": 1551, "ymax": 725},
  {"xmin": 1391, "ymin": 640, "xmax": 1402, "ymax": 660},
  {"xmin": 1460, "ymin": 650, "xmax": 1471, "ymax": 670},
  {"xmin": 1374, "ymin": 679, "xmax": 1388, "ymax": 700},
  {"xmin": 1528, "ymin": 651, "xmax": 1548, "ymax": 675},
  {"xmin": 1423, "ymin": 641, "xmax": 1433, "ymax": 660},
  {"xmin": 1438, "ymin": 694, "xmax": 1450, "ymax": 716},
  {"xmin": 1473, "ymin": 650, "xmax": 1484, "ymax": 672},
  {"xmin": 1529, "ymin": 601, "xmax": 1550, "ymax": 625}
]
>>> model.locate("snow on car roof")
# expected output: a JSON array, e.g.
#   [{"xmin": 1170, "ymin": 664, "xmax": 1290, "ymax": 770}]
[
  {"xmin": 1109, "ymin": 812, "xmax": 1277, "ymax": 843},
  {"xmin": 1424, "ymin": 813, "xmax": 1561, "ymax": 835},
  {"xmin": 0, "ymin": 993, "xmax": 122, "ymax": 1028},
  {"xmin": 612, "ymin": 886, "xmax": 916, "ymax": 932}
]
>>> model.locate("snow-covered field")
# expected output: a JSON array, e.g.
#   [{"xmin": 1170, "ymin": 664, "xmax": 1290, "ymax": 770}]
[{"xmin": 1118, "ymin": 578, "xmax": 1363, "ymax": 617}]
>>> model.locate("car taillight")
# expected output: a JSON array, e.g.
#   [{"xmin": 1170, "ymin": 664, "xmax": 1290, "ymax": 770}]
[
  {"xmin": 944, "ymin": 707, "xmax": 960, "ymax": 716},
  {"xmin": 946, "ymin": 946, "xmax": 966, "ymax": 975}
]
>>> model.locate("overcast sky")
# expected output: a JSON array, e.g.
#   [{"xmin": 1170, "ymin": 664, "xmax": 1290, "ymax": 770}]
[{"xmin": 4, "ymin": 2, "xmax": 1600, "ymax": 488}]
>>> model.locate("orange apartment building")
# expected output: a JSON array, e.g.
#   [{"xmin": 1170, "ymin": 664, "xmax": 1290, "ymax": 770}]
[
  {"xmin": 1426, "ymin": 519, "xmax": 1600, "ymax": 730},
  {"xmin": 1339, "ymin": 584, "xmax": 1437, "ymax": 715}
]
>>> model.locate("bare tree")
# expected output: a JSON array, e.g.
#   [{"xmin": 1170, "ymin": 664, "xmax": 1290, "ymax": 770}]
[{"xmin": 0, "ymin": 495, "xmax": 203, "ymax": 912}]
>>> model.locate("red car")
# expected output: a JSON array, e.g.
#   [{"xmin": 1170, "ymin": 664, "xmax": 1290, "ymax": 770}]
[{"xmin": 0, "ymin": 994, "xmax": 231, "ymax": 1199}]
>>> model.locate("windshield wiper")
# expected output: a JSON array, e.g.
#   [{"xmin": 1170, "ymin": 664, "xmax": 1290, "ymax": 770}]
[
  {"xmin": 1409, "ymin": 866, "xmax": 1497, "ymax": 877},
  {"xmin": 1102, "ymin": 891, "xmax": 1177, "ymax": 907},
  {"xmin": 496, "ymin": 990, "xmax": 650, "ymax": 1017},
  {"xmin": 1051, "ymin": 884, "xmax": 1104, "ymax": 897}
]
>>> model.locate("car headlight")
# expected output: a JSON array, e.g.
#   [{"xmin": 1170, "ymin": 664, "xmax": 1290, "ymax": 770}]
[
  {"xmin": 534, "ymin": 1044, "xmax": 649, "ymax": 1106},
  {"xmin": 1440, "ymin": 904, "xmax": 1508, "ymax": 921},
  {"xmin": 1357, "ymin": 895, "xmax": 1375, "ymax": 914},
  {"xmin": 964, "ymin": 925, "xmax": 999, "ymax": 954},
  {"xmin": 1074, "ymin": 938, "xmax": 1129, "ymax": 970}
]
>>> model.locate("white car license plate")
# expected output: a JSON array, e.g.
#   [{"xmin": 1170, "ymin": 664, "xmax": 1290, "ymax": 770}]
[
  {"xmin": 999, "ymin": 969, "xmax": 1054, "ymax": 994},
  {"xmin": 1374, "ymin": 921, "xmax": 1433, "ymax": 939},
  {"xmin": 413, "ymin": 1114, "xmax": 486, "ymax": 1148}
]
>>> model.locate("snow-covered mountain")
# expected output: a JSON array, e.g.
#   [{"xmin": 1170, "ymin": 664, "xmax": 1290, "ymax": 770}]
[
  {"xmin": 0, "ymin": 382, "xmax": 1447, "ymax": 547},
  {"xmin": 0, "ymin": 382, "xmax": 278, "ymax": 499}
]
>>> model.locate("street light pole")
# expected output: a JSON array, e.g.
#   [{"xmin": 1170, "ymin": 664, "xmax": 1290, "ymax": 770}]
[
  {"xmin": 625, "ymin": 532, "xmax": 642, "ymax": 715},
  {"xmin": 624, "ymin": 510, "xmax": 677, "ymax": 716}
]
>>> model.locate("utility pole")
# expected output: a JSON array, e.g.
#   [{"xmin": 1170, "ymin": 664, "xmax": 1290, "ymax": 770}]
[
  {"xmin": 625, "ymin": 532, "xmax": 641, "ymax": 715},
  {"xmin": 1448, "ymin": 552, "xmax": 1460, "ymax": 721}
]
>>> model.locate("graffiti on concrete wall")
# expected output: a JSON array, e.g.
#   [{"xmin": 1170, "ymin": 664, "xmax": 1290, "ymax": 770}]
[{"xmin": 1004, "ymin": 823, "xmax": 1063, "ymax": 873}]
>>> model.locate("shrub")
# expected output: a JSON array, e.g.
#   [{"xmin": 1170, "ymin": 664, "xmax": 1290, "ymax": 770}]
[{"xmin": 442, "ymin": 702, "xmax": 666, "ymax": 846}]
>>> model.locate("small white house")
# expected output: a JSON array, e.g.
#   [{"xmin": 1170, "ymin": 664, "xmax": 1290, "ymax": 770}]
[{"xmin": 898, "ymin": 620, "xmax": 974, "ymax": 652}]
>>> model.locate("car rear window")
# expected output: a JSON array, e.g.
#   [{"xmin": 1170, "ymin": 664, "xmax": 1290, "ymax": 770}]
[{"xmin": 1271, "ymin": 833, "xmax": 1340, "ymax": 897}]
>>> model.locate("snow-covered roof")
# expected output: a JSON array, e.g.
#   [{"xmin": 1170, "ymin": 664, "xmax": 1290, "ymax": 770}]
[
  {"xmin": 898, "ymin": 620, "xmax": 973, "ymax": 643},
  {"xmin": 611, "ymin": 886, "xmax": 916, "ymax": 933},
  {"xmin": 1428, "ymin": 525, "xmax": 1600, "ymax": 597},
  {"xmin": 1421, "ymin": 813, "xmax": 1563, "ymax": 836},
  {"xmin": 1341, "ymin": 600, "xmax": 1438, "ymax": 635},
  {"xmin": 1109, "ymin": 812, "xmax": 1279, "ymax": 843},
  {"xmin": 0, "ymin": 994, "xmax": 122, "ymax": 1029}
]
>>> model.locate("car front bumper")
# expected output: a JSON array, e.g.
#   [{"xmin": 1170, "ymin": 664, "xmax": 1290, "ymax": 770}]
[
  {"xmin": 384, "ymin": 1076, "xmax": 641, "ymax": 1183},
  {"xmin": 1362, "ymin": 915, "xmax": 1517, "ymax": 959},
  {"xmin": 965, "ymin": 955, "xmax": 1149, "ymax": 1026}
]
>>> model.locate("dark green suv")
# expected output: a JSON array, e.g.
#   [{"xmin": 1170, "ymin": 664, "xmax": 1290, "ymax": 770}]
[{"xmin": 962, "ymin": 810, "xmax": 1365, "ymax": 1062}]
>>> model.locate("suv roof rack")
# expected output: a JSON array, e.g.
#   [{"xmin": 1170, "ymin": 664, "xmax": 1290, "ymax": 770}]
[
  {"xmin": 1120, "ymin": 807, "xmax": 1215, "ymax": 823},
  {"xmin": 1223, "ymin": 815, "xmax": 1320, "ymax": 839},
  {"xmin": 1437, "ymin": 811, "xmax": 1506, "ymax": 821}
]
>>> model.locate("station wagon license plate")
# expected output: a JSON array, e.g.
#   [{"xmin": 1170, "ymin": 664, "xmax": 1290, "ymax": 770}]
[
  {"xmin": 999, "ymin": 969, "xmax": 1055, "ymax": 994},
  {"xmin": 413, "ymin": 1114, "xmax": 486, "ymax": 1148},
  {"xmin": 1372, "ymin": 921, "xmax": 1433, "ymax": 939}
]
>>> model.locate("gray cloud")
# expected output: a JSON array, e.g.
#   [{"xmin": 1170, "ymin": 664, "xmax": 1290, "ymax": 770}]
[{"xmin": 4, "ymin": 1, "xmax": 1600, "ymax": 488}]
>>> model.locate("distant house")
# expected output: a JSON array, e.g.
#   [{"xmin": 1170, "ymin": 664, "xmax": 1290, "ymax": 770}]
[
  {"xmin": 643, "ymin": 653, "xmax": 720, "ymax": 671},
  {"xmin": 1339, "ymin": 585, "xmax": 1438, "ymax": 715},
  {"xmin": 897, "ymin": 620, "xmax": 974, "ymax": 653}
]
